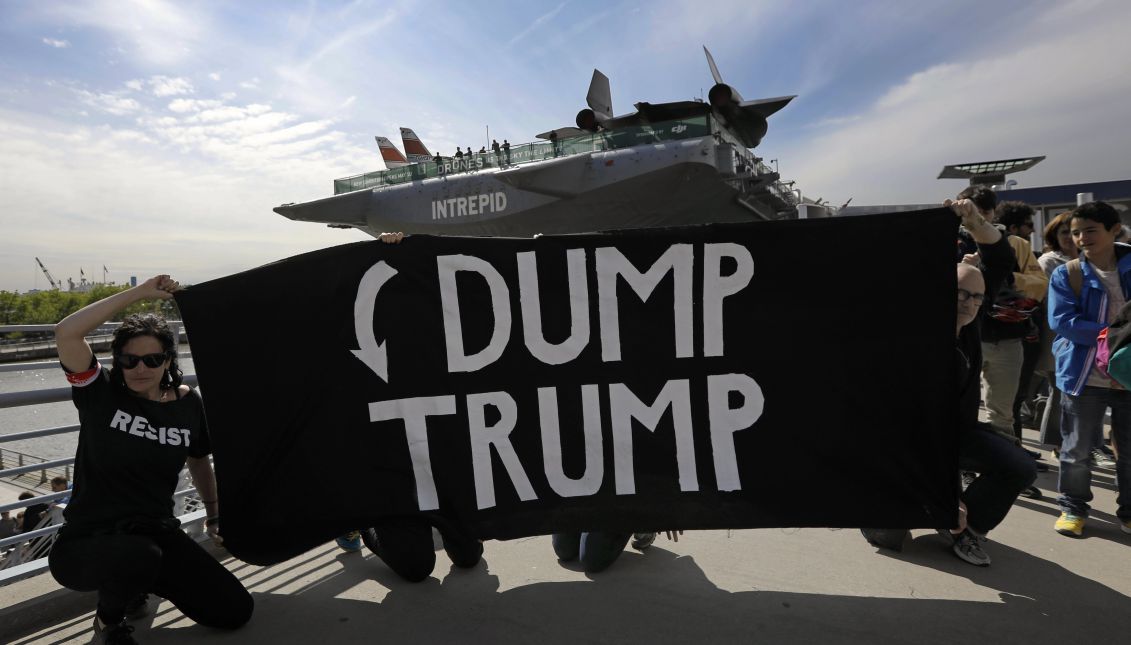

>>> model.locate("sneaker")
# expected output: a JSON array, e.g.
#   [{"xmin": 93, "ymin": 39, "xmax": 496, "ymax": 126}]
[
  {"xmin": 123, "ymin": 593, "xmax": 152, "ymax": 620},
  {"xmin": 960, "ymin": 471, "xmax": 976, "ymax": 490},
  {"xmin": 631, "ymin": 532, "xmax": 657, "ymax": 550},
  {"xmin": 336, "ymin": 530, "xmax": 362, "ymax": 552},
  {"xmin": 1121, "ymin": 519, "xmax": 1131, "ymax": 535},
  {"xmin": 1054, "ymin": 513, "xmax": 1085, "ymax": 537},
  {"xmin": 950, "ymin": 530, "xmax": 991, "ymax": 567},
  {"xmin": 1092, "ymin": 450, "xmax": 1116, "ymax": 469},
  {"xmin": 862, "ymin": 527, "xmax": 909, "ymax": 552},
  {"xmin": 1018, "ymin": 486, "xmax": 1042, "ymax": 499},
  {"xmin": 359, "ymin": 527, "xmax": 381, "ymax": 557},
  {"xmin": 93, "ymin": 617, "xmax": 139, "ymax": 645}
]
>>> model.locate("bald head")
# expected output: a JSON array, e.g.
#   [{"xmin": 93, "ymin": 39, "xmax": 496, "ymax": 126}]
[{"xmin": 956, "ymin": 263, "xmax": 985, "ymax": 334}]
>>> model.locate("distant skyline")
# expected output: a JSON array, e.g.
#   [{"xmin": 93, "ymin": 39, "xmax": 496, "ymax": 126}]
[{"xmin": 2, "ymin": 0, "xmax": 1129, "ymax": 291}]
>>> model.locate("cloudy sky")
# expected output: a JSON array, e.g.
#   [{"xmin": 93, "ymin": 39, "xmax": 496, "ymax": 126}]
[{"xmin": 1, "ymin": 0, "xmax": 1128, "ymax": 291}]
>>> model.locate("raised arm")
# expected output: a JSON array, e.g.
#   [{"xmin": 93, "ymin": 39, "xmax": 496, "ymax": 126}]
[{"xmin": 54, "ymin": 275, "xmax": 180, "ymax": 373}]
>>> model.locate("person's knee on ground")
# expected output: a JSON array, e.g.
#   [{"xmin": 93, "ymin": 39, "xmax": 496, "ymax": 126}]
[
  {"xmin": 196, "ymin": 589, "xmax": 254, "ymax": 630},
  {"xmin": 365, "ymin": 520, "xmax": 437, "ymax": 582},
  {"xmin": 860, "ymin": 527, "xmax": 909, "ymax": 552},
  {"xmin": 551, "ymin": 532, "xmax": 580, "ymax": 562},
  {"xmin": 441, "ymin": 529, "xmax": 483, "ymax": 569},
  {"xmin": 577, "ymin": 532, "xmax": 631, "ymax": 573}
]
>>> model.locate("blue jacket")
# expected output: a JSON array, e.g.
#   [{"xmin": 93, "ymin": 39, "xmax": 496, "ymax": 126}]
[{"xmin": 1048, "ymin": 244, "xmax": 1131, "ymax": 395}]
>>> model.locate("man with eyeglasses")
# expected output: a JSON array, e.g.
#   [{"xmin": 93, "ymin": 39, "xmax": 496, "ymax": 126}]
[
  {"xmin": 863, "ymin": 192, "xmax": 1037, "ymax": 566},
  {"xmin": 948, "ymin": 192, "xmax": 1038, "ymax": 565}
]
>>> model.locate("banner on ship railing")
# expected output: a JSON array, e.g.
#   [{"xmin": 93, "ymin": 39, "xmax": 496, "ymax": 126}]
[{"xmin": 176, "ymin": 209, "xmax": 959, "ymax": 565}]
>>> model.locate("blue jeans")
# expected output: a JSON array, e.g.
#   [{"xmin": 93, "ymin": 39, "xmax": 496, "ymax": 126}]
[
  {"xmin": 958, "ymin": 423, "xmax": 1037, "ymax": 533},
  {"xmin": 551, "ymin": 531, "xmax": 631, "ymax": 573},
  {"xmin": 1058, "ymin": 386, "xmax": 1131, "ymax": 520}
]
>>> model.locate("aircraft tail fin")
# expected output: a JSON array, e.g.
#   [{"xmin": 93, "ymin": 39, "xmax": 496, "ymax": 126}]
[
  {"xmin": 704, "ymin": 46, "xmax": 724, "ymax": 84},
  {"xmin": 586, "ymin": 69, "xmax": 613, "ymax": 119},
  {"xmin": 399, "ymin": 128, "xmax": 433, "ymax": 163},
  {"xmin": 375, "ymin": 136, "xmax": 409, "ymax": 168}
]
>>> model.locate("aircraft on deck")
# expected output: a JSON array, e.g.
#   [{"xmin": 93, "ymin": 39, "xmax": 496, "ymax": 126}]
[
  {"xmin": 400, "ymin": 128, "xmax": 433, "ymax": 164},
  {"xmin": 375, "ymin": 129, "xmax": 437, "ymax": 168},
  {"xmin": 276, "ymin": 46, "xmax": 800, "ymax": 237},
  {"xmin": 538, "ymin": 47, "xmax": 793, "ymax": 151},
  {"xmin": 374, "ymin": 136, "xmax": 409, "ymax": 169}
]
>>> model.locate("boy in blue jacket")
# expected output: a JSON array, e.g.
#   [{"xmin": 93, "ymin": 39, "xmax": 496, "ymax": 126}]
[{"xmin": 1047, "ymin": 201, "xmax": 1131, "ymax": 537}]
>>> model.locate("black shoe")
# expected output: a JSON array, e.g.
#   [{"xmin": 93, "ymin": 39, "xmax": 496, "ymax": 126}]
[
  {"xmin": 1034, "ymin": 461, "xmax": 1049, "ymax": 472},
  {"xmin": 123, "ymin": 593, "xmax": 151, "ymax": 621},
  {"xmin": 861, "ymin": 528, "xmax": 908, "ymax": 552},
  {"xmin": 950, "ymin": 530, "xmax": 991, "ymax": 567},
  {"xmin": 631, "ymin": 532, "xmax": 657, "ymax": 550},
  {"xmin": 961, "ymin": 471, "xmax": 977, "ymax": 490},
  {"xmin": 1018, "ymin": 486, "xmax": 1043, "ymax": 499},
  {"xmin": 93, "ymin": 617, "xmax": 139, "ymax": 645},
  {"xmin": 359, "ymin": 527, "xmax": 381, "ymax": 558}
]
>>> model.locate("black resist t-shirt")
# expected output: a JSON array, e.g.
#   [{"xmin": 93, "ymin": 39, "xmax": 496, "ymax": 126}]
[{"xmin": 64, "ymin": 360, "xmax": 211, "ymax": 530}]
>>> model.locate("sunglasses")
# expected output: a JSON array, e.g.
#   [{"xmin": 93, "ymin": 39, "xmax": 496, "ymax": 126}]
[{"xmin": 116, "ymin": 352, "xmax": 172, "ymax": 369}]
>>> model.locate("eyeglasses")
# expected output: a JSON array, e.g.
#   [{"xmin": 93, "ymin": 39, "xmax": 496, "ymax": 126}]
[
  {"xmin": 116, "ymin": 352, "xmax": 171, "ymax": 369},
  {"xmin": 957, "ymin": 288, "xmax": 985, "ymax": 305}
]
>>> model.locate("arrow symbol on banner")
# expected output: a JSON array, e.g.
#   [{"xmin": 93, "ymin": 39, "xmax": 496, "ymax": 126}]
[{"xmin": 351, "ymin": 260, "xmax": 398, "ymax": 383}]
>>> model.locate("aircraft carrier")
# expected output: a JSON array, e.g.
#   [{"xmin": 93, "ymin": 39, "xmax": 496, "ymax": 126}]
[{"xmin": 274, "ymin": 48, "xmax": 801, "ymax": 238}]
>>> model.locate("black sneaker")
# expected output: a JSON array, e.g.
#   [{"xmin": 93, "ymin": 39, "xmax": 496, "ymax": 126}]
[
  {"xmin": 631, "ymin": 532, "xmax": 657, "ymax": 550},
  {"xmin": 1018, "ymin": 486, "xmax": 1042, "ymax": 499},
  {"xmin": 93, "ymin": 617, "xmax": 139, "ymax": 645},
  {"xmin": 124, "ymin": 593, "xmax": 151, "ymax": 621},
  {"xmin": 862, "ymin": 528, "xmax": 909, "ymax": 552},
  {"xmin": 359, "ymin": 527, "xmax": 381, "ymax": 557},
  {"xmin": 960, "ymin": 471, "xmax": 977, "ymax": 490},
  {"xmin": 950, "ymin": 530, "xmax": 991, "ymax": 567}
]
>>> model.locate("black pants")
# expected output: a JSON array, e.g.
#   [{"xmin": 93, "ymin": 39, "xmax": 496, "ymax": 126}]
[
  {"xmin": 49, "ymin": 527, "xmax": 253, "ymax": 628},
  {"xmin": 958, "ymin": 423, "xmax": 1039, "ymax": 533},
  {"xmin": 362, "ymin": 517, "xmax": 482, "ymax": 583}
]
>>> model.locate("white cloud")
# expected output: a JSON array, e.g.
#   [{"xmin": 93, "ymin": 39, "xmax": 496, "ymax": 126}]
[
  {"xmin": 239, "ymin": 78, "xmax": 260, "ymax": 90},
  {"xmin": 0, "ymin": 106, "xmax": 372, "ymax": 292},
  {"xmin": 167, "ymin": 98, "xmax": 222, "ymax": 113},
  {"xmin": 785, "ymin": 1, "xmax": 1131, "ymax": 205},
  {"xmin": 78, "ymin": 90, "xmax": 142, "ymax": 116},
  {"xmin": 44, "ymin": 0, "xmax": 205, "ymax": 67},
  {"xmin": 148, "ymin": 76, "xmax": 194, "ymax": 97},
  {"xmin": 42, "ymin": 37, "xmax": 70, "ymax": 48},
  {"xmin": 507, "ymin": 3, "xmax": 567, "ymax": 47},
  {"xmin": 209, "ymin": 72, "xmax": 221, "ymax": 81}
]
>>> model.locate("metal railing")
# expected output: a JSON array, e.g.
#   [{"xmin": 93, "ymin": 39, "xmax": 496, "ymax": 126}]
[
  {"xmin": 0, "ymin": 326, "xmax": 203, "ymax": 586},
  {"xmin": 332, "ymin": 115, "xmax": 715, "ymax": 194}
]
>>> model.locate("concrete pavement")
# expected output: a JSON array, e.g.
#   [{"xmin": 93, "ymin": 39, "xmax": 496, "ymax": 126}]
[{"xmin": 5, "ymin": 436, "xmax": 1131, "ymax": 644}]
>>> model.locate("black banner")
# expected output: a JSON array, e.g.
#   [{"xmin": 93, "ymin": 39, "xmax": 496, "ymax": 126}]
[{"xmin": 176, "ymin": 210, "xmax": 958, "ymax": 565}]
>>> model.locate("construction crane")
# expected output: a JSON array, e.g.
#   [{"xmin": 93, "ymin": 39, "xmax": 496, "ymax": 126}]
[{"xmin": 35, "ymin": 257, "xmax": 60, "ymax": 290}]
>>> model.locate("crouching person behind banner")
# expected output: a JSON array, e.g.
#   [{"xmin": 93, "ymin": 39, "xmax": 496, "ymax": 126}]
[
  {"xmin": 862, "ymin": 192, "xmax": 1037, "ymax": 566},
  {"xmin": 49, "ymin": 275, "xmax": 253, "ymax": 644},
  {"xmin": 337, "ymin": 231, "xmax": 486, "ymax": 581},
  {"xmin": 551, "ymin": 530, "xmax": 681, "ymax": 573}
]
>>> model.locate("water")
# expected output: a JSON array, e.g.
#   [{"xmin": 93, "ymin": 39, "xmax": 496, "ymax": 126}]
[{"xmin": 0, "ymin": 354, "xmax": 197, "ymax": 461}]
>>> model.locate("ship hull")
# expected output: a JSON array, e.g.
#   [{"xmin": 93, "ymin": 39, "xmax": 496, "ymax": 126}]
[{"xmin": 275, "ymin": 136, "xmax": 789, "ymax": 238}]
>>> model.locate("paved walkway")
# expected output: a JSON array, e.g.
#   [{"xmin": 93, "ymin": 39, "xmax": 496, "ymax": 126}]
[{"xmin": 5, "ymin": 435, "xmax": 1131, "ymax": 644}]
